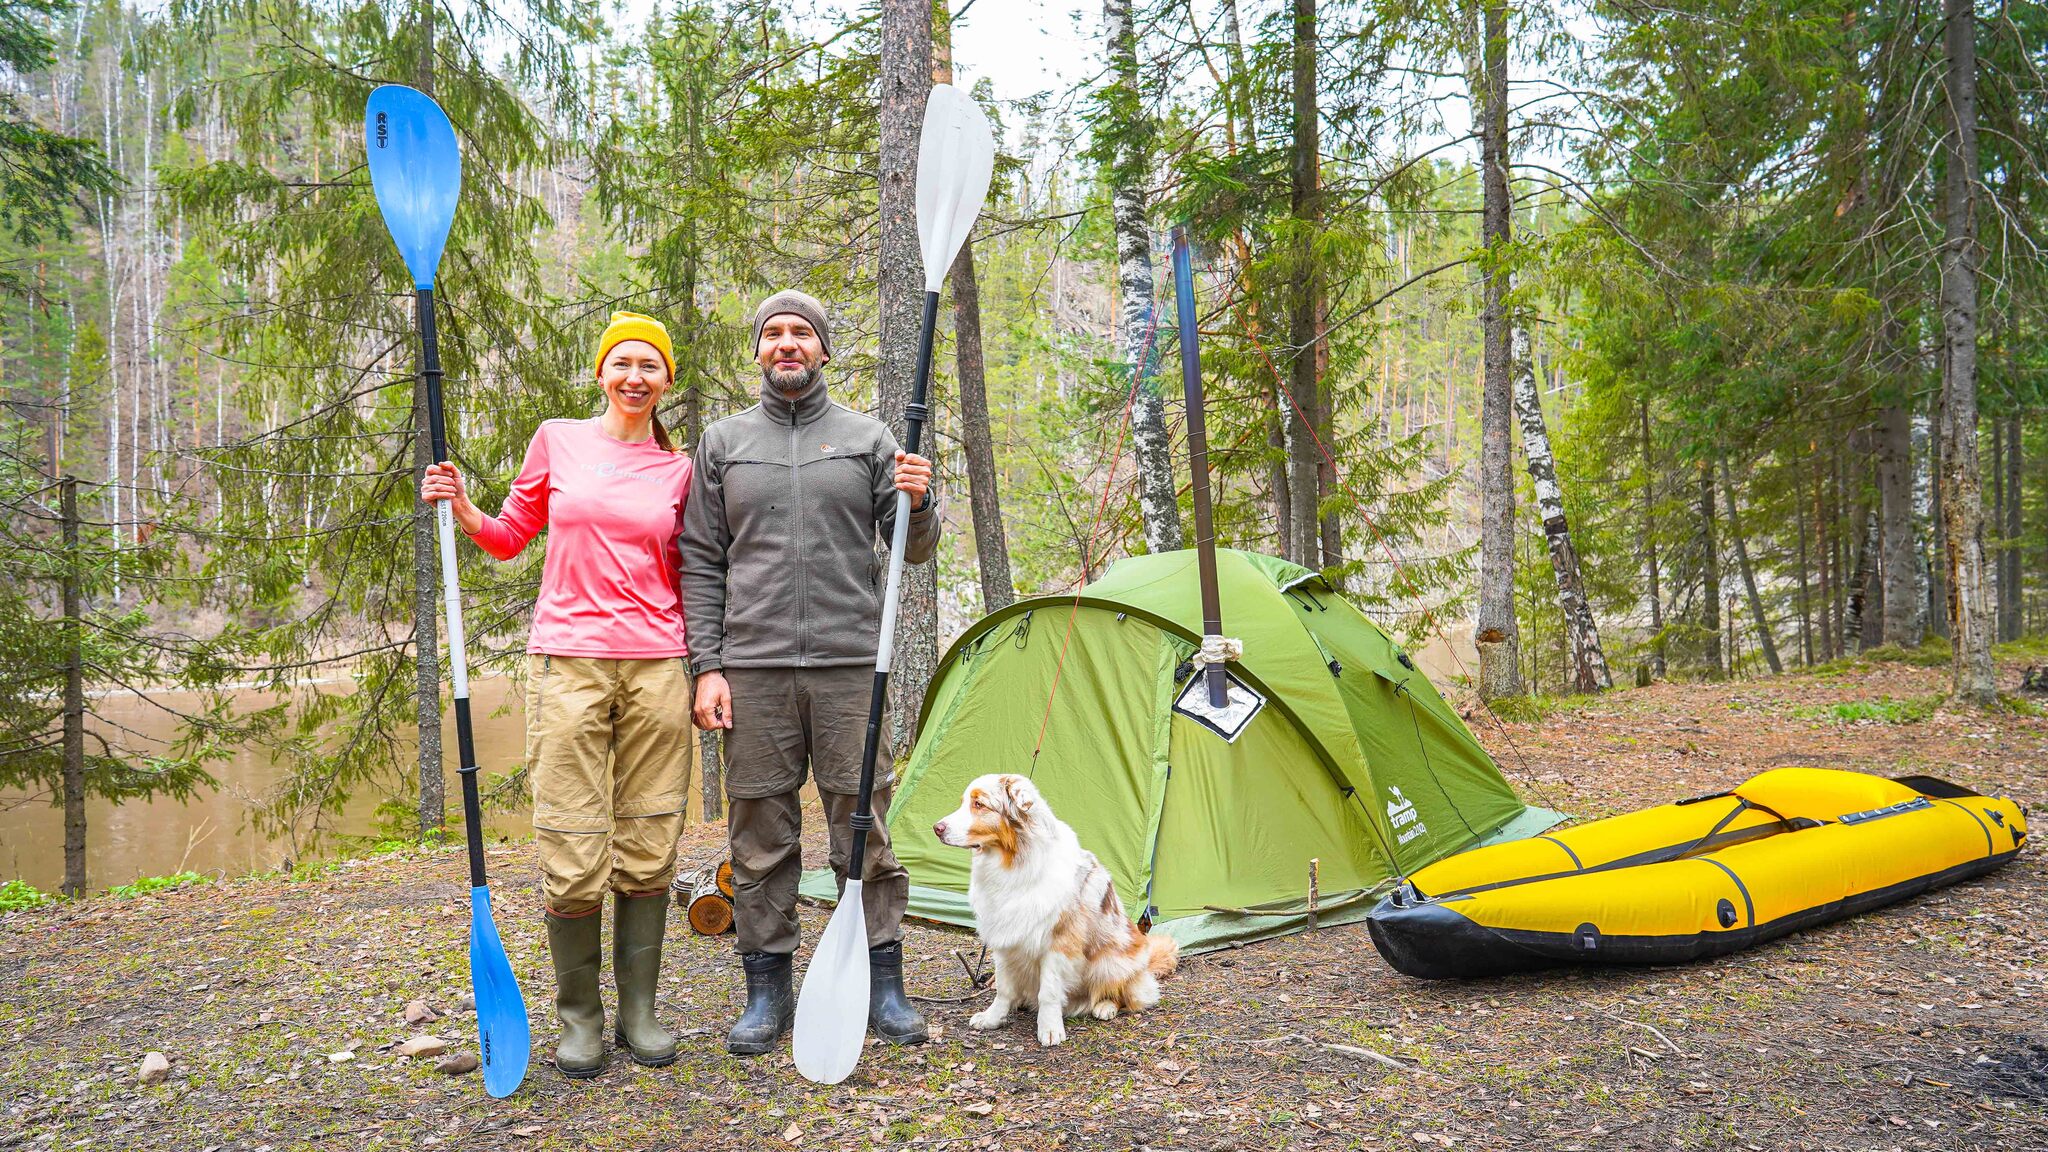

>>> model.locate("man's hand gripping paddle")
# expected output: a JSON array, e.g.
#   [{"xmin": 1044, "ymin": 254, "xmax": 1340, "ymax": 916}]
[
  {"xmin": 365, "ymin": 85, "xmax": 531, "ymax": 1099},
  {"xmin": 792, "ymin": 83, "xmax": 995, "ymax": 1086}
]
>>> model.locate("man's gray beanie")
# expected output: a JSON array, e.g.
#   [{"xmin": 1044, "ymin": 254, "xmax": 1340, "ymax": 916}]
[{"xmin": 752, "ymin": 289, "xmax": 831, "ymax": 358}]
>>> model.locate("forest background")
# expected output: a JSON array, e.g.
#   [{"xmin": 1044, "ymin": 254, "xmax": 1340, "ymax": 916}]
[{"xmin": 2, "ymin": 0, "xmax": 2044, "ymax": 899}]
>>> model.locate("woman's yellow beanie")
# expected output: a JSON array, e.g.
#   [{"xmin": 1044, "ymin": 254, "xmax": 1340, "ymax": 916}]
[{"xmin": 595, "ymin": 311, "xmax": 675, "ymax": 378}]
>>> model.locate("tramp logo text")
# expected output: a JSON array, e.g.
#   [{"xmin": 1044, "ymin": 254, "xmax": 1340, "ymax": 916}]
[{"xmin": 1386, "ymin": 786, "xmax": 1429, "ymax": 846}]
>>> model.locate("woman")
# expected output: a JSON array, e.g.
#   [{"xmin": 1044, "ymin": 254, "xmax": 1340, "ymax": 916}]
[{"xmin": 421, "ymin": 311, "xmax": 694, "ymax": 1078}]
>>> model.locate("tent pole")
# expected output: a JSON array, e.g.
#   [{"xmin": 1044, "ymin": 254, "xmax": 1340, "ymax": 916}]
[{"xmin": 1173, "ymin": 225, "xmax": 1229, "ymax": 708}]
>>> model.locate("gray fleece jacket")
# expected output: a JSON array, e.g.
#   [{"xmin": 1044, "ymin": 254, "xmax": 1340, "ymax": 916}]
[{"xmin": 680, "ymin": 371, "xmax": 941, "ymax": 673}]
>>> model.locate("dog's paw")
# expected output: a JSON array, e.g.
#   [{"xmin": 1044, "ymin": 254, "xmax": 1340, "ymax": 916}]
[
  {"xmin": 1036, "ymin": 1016, "xmax": 1068, "ymax": 1047},
  {"xmin": 968, "ymin": 1005, "xmax": 1009, "ymax": 1031},
  {"xmin": 1089, "ymin": 1000, "xmax": 1119, "ymax": 1021}
]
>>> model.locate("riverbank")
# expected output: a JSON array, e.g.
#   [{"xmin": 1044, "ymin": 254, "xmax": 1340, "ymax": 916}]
[{"xmin": 4, "ymin": 655, "xmax": 2045, "ymax": 1150}]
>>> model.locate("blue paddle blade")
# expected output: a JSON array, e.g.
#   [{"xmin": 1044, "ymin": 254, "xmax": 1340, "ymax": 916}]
[
  {"xmin": 365, "ymin": 85, "xmax": 461, "ymax": 290},
  {"xmin": 468, "ymin": 885, "xmax": 530, "ymax": 1098}
]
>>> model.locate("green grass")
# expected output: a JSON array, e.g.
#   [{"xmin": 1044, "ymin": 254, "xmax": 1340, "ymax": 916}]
[
  {"xmin": 1856, "ymin": 640, "xmax": 1953, "ymax": 667},
  {"xmin": 1993, "ymin": 634, "xmax": 2048, "ymax": 662},
  {"xmin": 0, "ymin": 879, "xmax": 53, "ymax": 912},
  {"xmin": 104, "ymin": 871, "xmax": 209, "ymax": 899},
  {"xmin": 1808, "ymin": 638, "xmax": 1953, "ymax": 675},
  {"xmin": 1787, "ymin": 694, "xmax": 1943, "ymax": 724}
]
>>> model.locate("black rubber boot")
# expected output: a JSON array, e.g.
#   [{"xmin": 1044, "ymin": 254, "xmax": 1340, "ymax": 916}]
[
  {"xmin": 612, "ymin": 892, "xmax": 678, "ymax": 1067},
  {"xmin": 868, "ymin": 941, "xmax": 928, "ymax": 1045},
  {"xmin": 544, "ymin": 909, "xmax": 606, "ymax": 1079},
  {"xmin": 726, "ymin": 951, "xmax": 794, "ymax": 1056}
]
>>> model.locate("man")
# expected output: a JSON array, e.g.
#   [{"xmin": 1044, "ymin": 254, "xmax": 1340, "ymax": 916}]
[{"xmin": 681, "ymin": 289, "xmax": 939, "ymax": 1055}]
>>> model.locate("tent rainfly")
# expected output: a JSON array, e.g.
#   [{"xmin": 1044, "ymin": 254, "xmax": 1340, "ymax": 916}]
[{"xmin": 801, "ymin": 548, "xmax": 1562, "ymax": 953}]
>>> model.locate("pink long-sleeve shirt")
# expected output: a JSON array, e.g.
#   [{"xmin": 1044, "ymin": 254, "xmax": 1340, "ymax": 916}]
[{"xmin": 469, "ymin": 418, "xmax": 693, "ymax": 659}]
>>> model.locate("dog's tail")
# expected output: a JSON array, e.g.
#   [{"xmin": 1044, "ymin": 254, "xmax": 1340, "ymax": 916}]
[{"xmin": 1144, "ymin": 931, "xmax": 1180, "ymax": 978}]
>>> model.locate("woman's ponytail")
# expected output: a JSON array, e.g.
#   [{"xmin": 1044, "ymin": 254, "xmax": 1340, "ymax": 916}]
[{"xmin": 651, "ymin": 412, "xmax": 674, "ymax": 453}]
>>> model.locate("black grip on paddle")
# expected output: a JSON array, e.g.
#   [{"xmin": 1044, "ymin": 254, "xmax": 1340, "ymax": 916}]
[
  {"xmin": 903, "ymin": 291, "xmax": 939, "ymax": 458},
  {"xmin": 418, "ymin": 288, "xmax": 447, "ymax": 464},
  {"xmin": 849, "ymin": 670, "xmax": 891, "ymax": 872},
  {"xmin": 455, "ymin": 695, "xmax": 486, "ymax": 888}
]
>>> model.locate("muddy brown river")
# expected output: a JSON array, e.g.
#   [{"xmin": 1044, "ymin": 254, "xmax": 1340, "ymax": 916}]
[
  {"xmin": 1, "ymin": 622, "xmax": 1469, "ymax": 895},
  {"xmin": 0, "ymin": 675, "xmax": 710, "ymax": 895}
]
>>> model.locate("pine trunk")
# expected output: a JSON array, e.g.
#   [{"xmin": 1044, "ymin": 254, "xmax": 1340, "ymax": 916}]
[
  {"xmin": 1847, "ymin": 505, "xmax": 1874, "ymax": 651},
  {"xmin": 61, "ymin": 477, "xmax": 87, "ymax": 898},
  {"xmin": 937, "ymin": 19, "xmax": 1014, "ymax": 609},
  {"xmin": 878, "ymin": 0, "xmax": 938, "ymax": 746},
  {"xmin": 951, "ymin": 245, "xmax": 1012, "ymax": 609},
  {"xmin": 1939, "ymin": 0, "xmax": 1996, "ymax": 704},
  {"xmin": 411, "ymin": 6, "xmax": 444, "ymax": 840},
  {"xmin": 1796, "ymin": 474, "xmax": 1813, "ymax": 666},
  {"xmin": 1700, "ymin": 465, "xmax": 1723, "ymax": 677},
  {"xmin": 1470, "ymin": 0, "xmax": 1520, "ymax": 698},
  {"xmin": 1284, "ymin": 0, "xmax": 1322, "ymax": 569},
  {"xmin": 1815, "ymin": 457, "xmax": 1835, "ymax": 659},
  {"xmin": 1512, "ymin": 326, "xmax": 1607, "ymax": 691},
  {"xmin": 1103, "ymin": 0, "xmax": 1181, "ymax": 557},
  {"xmin": 412, "ymin": 346, "xmax": 444, "ymax": 839},
  {"xmin": 2001, "ymin": 413, "xmax": 2021, "ymax": 641},
  {"xmin": 1878, "ymin": 400, "xmax": 1923, "ymax": 646}
]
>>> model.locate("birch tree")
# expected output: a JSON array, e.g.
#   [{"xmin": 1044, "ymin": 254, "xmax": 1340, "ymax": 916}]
[
  {"xmin": 1511, "ymin": 324, "xmax": 1607, "ymax": 691},
  {"xmin": 1098, "ymin": 0, "xmax": 1181, "ymax": 556},
  {"xmin": 1937, "ymin": 0, "xmax": 1994, "ymax": 704}
]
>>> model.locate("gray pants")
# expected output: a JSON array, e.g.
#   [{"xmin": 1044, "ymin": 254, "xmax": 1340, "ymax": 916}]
[{"xmin": 722, "ymin": 666, "xmax": 909, "ymax": 955}]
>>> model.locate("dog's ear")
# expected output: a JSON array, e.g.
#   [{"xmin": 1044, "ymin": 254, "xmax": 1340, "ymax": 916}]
[{"xmin": 999, "ymin": 774, "xmax": 1036, "ymax": 816}]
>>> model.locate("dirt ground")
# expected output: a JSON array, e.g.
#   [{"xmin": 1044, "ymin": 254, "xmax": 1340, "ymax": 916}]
[{"xmin": 4, "ymin": 655, "xmax": 2045, "ymax": 1151}]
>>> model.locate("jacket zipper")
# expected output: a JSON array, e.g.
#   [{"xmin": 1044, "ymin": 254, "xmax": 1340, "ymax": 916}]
[{"xmin": 790, "ymin": 409, "xmax": 808, "ymax": 666}]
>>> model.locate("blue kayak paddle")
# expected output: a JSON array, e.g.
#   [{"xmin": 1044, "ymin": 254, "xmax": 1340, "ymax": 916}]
[{"xmin": 365, "ymin": 83, "xmax": 531, "ymax": 1099}]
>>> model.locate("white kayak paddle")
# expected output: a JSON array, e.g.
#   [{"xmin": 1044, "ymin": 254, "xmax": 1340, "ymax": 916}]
[{"xmin": 791, "ymin": 83, "xmax": 995, "ymax": 1086}]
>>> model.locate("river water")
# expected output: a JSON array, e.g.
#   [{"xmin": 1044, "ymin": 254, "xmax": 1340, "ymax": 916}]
[
  {"xmin": 0, "ymin": 616, "xmax": 1473, "ymax": 895},
  {"xmin": 0, "ymin": 675, "xmax": 705, "ymax": 895}
]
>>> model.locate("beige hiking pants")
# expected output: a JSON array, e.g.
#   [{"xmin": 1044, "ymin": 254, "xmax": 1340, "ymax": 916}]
[{"xmin": 526, "ymin": 654, "xmax": 692, "ymax": 916}]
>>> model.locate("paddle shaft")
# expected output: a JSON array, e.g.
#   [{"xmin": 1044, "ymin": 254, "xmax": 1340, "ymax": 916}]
[
  {"xmin": 417, "ymin": 288, "xmax": 487, "ymax": 887},
  {"xmin": 1171, "ymin": 229, "xmax": 1227, "ymax": 708},
  {"xmin": 849, "ymin": 288, "xmax": 940, "ymax": 870}
]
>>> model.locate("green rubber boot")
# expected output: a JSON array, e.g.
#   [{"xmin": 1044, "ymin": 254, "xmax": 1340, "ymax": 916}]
[
  {"xmin": 612, "ymin": 892, "xmax": 678, "ymax": 1066},
  {"xmin": 544, "ymin": 909, "xmax": 606, "ymax": 1079}
]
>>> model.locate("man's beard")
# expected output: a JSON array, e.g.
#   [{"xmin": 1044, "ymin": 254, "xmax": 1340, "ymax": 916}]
[{"xmin": 763, "ymin": 363, "xmax": 823, "ymax": 395}]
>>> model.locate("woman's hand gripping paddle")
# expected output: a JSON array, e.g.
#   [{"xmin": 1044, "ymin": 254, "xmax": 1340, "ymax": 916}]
[
  {"xmin": 365, "ymin": 84, "xmax": 531, "ymax": 1099},
  {"xmin": 792, "ymin": 83, "xmax": 995, "ymax": 1086}
]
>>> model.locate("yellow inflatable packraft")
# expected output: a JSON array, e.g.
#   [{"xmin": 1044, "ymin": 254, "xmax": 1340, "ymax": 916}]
[{"xmin": 1366, "ymin": 768, "xmax": 2026, "ymax": 979}]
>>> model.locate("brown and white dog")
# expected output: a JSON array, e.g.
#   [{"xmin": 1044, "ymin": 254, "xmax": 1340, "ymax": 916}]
[{"xmin": 932, "ymin": 773, "xmax": 1178, "ymax": 1046}]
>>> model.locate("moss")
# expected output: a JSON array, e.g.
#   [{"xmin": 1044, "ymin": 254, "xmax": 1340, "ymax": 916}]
[
  {"xmin": 1787, "ymin": 694, "xmax": 1943, "ymax": 724},
  {"xmin": 1996, "ymin": 693, "xmax": 2045, "ymax": 718},
  {"xmin": 1857, "ymin": 639, "xmax": 1953, "ymax": 667}
]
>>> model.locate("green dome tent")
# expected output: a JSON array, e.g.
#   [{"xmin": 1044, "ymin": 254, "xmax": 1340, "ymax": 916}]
[{"xmin": 801, "ymin": 548, "xmax": 1561, "ymax": 953}]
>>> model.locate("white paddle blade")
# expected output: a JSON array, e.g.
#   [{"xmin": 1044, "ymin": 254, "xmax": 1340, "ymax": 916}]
[
  {"xmin": 792, "ymin": 879, "xmax": 872, "ymax": 1084},
  {"xmin": 916, "ymin": 84, "xmax": 997, "ymax": 293}
]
